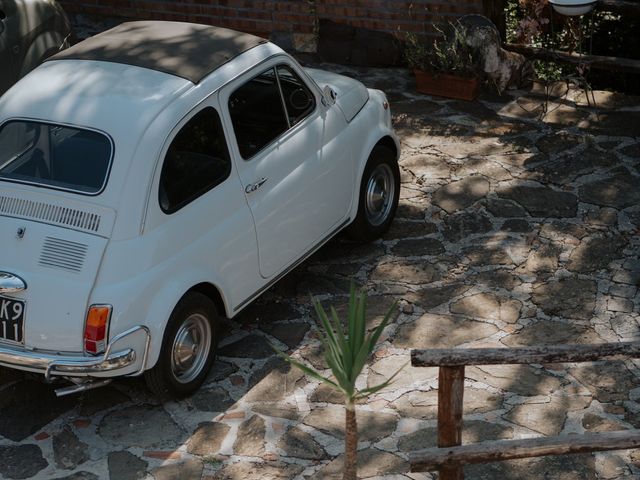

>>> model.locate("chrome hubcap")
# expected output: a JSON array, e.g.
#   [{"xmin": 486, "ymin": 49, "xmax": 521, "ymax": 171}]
[
  {"xmin": 365, "ymin": 164, "xmax": 395, "ymax": 226},
  {"xmin": 171, "ymin": 314, "xmax": 211, "ymax": 384}
]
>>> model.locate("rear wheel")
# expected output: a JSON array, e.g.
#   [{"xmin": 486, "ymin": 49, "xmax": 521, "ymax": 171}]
[
  {"xmin": 346, "ymin": 145, "xmax": 400, "ymax": 242},
  {"xmin": 145, "ymin": 292, "xmax": 219, "ymax": 399}
]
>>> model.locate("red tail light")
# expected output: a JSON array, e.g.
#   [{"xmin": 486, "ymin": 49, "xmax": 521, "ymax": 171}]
[{"xmin": 84, "ymin": 305, "xmax": 111, "ymax": 354}]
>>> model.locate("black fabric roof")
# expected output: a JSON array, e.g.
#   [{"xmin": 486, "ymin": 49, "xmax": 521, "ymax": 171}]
[{"xmin": 50, "ymin": 21, "xmax": 267, "ymax": 83}]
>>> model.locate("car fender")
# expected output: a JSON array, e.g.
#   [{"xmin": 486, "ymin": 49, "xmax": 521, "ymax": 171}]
[{"xmin": 348, "ymin": 89, "xmax": 400, "ymax": 220}]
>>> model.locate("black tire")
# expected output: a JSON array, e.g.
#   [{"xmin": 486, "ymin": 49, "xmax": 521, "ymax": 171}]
[
  {"xmin": 345, "ymin": 145, "xmax": 400, "ymax": 242},
  {"xmin": 145, "ymin": 292, "xmax": 220, "ymax": 399}
]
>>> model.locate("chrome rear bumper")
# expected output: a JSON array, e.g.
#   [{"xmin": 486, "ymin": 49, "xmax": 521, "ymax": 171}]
[{"xmin": 0, "ymin": 325, "xmax": 150, "ymax": 380}]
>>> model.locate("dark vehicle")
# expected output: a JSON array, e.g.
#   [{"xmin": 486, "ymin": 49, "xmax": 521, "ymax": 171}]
[{"xmin": 0, "ymin": 0, "xmax": 71, "ymax": 96}]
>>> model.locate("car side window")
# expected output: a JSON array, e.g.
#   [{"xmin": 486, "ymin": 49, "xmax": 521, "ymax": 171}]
[
  {"xmin": 229, "ymin": 68, "xmax": 289, "ymax": 159},
  {"xmin": 159, "ymin": 107, "xmax": 231, "ymax": 213},
  {"xmin": 276, "ymin": 65, "xmax": 316, "ymax": 127}
]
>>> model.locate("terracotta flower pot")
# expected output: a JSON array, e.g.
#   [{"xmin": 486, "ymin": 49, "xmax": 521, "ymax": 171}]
[{"xmin": 414, "ymin": 69, "xmax": 480, "ymax": 101}]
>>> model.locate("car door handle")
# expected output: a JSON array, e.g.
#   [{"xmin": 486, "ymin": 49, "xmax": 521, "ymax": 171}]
[{"xmin": 245, "ymin": 177, "xmax": 268, "ymax": 194}]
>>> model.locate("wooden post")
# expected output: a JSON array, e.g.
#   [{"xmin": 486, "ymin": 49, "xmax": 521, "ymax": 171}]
[
  {"xmin": 483, "ymin": 0, "xmax": 507, "ymax": 40},
  {"xmin": 438, "ymin": 366, "xmax": 465, "ymax": 480}
]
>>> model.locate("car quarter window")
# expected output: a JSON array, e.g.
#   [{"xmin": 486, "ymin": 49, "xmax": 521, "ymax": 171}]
[
  {"xmin": 159, "ymin": 107, "xmax": 231, "ymax": 213},
  {"xmin": 228, "ymin": 64, "xmax": 316, "ymax": 160}
]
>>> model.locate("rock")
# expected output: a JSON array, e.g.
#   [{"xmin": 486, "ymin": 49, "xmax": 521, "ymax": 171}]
[
  {"xmin": 98, "ymin": 405, "xmax": 184, "ymax": 448},
  {"xmin": 401, "ymin": 154, "xmax": 451, "ymax": 179},
  {"xmin": 442, "ymin": 211, "xmax": 493, "ymax": 242},
  {"xmin": 454, "ymin": 158, "xmax": 512, "ymax": 182},
  {"xmin": 190, "ymin": 386, "xmax": 235, "ymax": 412},
  {"xmin": 310, "ymin": 383, "xmax": 344, "ymax": 404},
  {"xmin": 391, "ymin": 237, "xmax": 445, "ymax": 256},
  {"xmin": 0, "ymin": 444, "xmax": 48, "ymax": 479},
  {"xmin": 578, "ymin": 168, "xmax": 640, "ymax": 209},
  {"xmin": 252, "ymin": 403, "xmax": 301, "ymax": 420},
  {"xmin": 368, "ymin": 354, "xmax": 435, "ymax": 392},
  {"xmin": 312, "ymin": 448, "xmax": 407, "ymax": 478},
  {"xmin": 108, "ymin": 451, "xmax": 147, "ymax": 480},
  {"xmin": 391, "ymin": 388, "xmax": 502, "ymax": 419},
  {"xmin": 187, "ymin": 422, "xmax": 230, "ymax": 456},
  {"xmin": 394, "ymin": 314, "xmax": 500, "ymax": 348},
  {"xmin": 466, "ymin": 453, "xmax": 596, "ymax": 479},
  {"xmin": 218, "ymin": 334, "xmax": 273, "ymax": 358},
  {"xmin": 467, "ymin": 270, "xmax": 522, "ymax": 290},
  {"xmin": 450, "ymin": 292, "xmax": 522, "ymax": 324},
  {"xmin": 535, "ymin": 148, "xmax": 618, "ymax": 184},
  {"xmin": 244, "ymin": 357, "xmax": 306, "ymax": 403},
  {"xmin": 0, "ymin": 380, "xmax": 75, "ymax": 441},
  {"xmin": 213, "ymin": 462, "xmax": 303, "ymax": 479},
  {"xmin": 52, "ymin": 473, "xmax": 99, "ymax": 480},
  {"xmin": 404, "ymin": 284, "xmax": 471, "ymax": 310},
  {"xmin": 383, "ymin": 219, "xmax": 438, "ymax": 239},
  {"xmin": 79, "ymin": 387, "xmax": 130, "ymax": 416},
  {"xmin": 433, "ymin": 177, "xmax": 490, "ymax": 214},
  {"xmin": 536, "ymin": 132, "xmax": 584, "ymax": 155},
  {"xmin": 461, "ymin": 15, "xmax": 531, "ymax": 91},
  {"xmin": 567, "ymin": 236, "xmax": 627, "ymax": 273},
  {"xmin": 151, "ymin": 458, "xmax": 203, "ymax": 480},
  {"xmin": 303, "ymin": 406, "xmax": 397, "ymax": 442},
  {"xmin": 206, "ymin": 360, "xmax": 239, "ymax": 383},
  {"xmin": 261, "ymin": 321, "xmax": 309, "ymax": 349},
  {"xmin": 467, "ymin": 364, "xmax": 564, "ymax": 396},
  {"xmin": 501, "ymin": 218, "xmax": 532, "ymax": 232},
  {"xmin": 502, "ymin": 319, "xmax": 601, "ymax": 347},
  {"xmin": 486, "ymin": 197, "xmax": 528, "ymax": 218},
  {"xmin": 462, "ymin": 244, "xmax": 514, "ymax": 266},
  {"xmin": 504, "ymin": 396, "xmax": 589, "ymax": 436},
  {"xmin": 233, "ymin": 415, "xmax": 266, "ymax": 456},
  {"xmin": 370, "ymin": 260, "xmax": 440, "ymax": 284},
  {"xmin": 277, "ymin": 426, "xmax": 327, "ymax": 459},
  {"xmin": 53, "ymin": 427, "xmax": 89, "ymax": 470},
  {"xmin": 582, "ymin": 413, "xmax": 628, "ymax": 432},
  {"xmin": 531, "ymin": 278, "xmax": 597, "ymax": 320},
  {"xmin": 397, "ymin": 420, "xmax": 513, "ymax": 452},
  {"xmin": 497, "ymin": 185, "xmax": 578, "ymax": 218},
  {"xmin": 520, "ymin": 244, "xmax": 560, "ymax": 274},
  {"xmin": 568, "ymin": 362, "xmax": 640, "ymax": 403}
]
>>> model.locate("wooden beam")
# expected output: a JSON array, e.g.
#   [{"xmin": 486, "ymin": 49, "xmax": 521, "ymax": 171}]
[
  {"xmin": 438, "ymin": 366, "xmax": 465, "ymax": 480},
  {"xmin": 412, "ymin": 341, "xmax": 640, "ymax": 367},
  {"xmin": 410, "ymin": 430, "xmax": 640, "ymax": 472},
  {"xmin": 505, "ymin": 43, "xmax": 640, "ymax": 74}
]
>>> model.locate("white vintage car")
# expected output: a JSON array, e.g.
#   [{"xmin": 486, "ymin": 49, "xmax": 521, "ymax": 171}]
[{"xmin": 0, "ymin": 21, "xmax": 400, "ymax": 397}]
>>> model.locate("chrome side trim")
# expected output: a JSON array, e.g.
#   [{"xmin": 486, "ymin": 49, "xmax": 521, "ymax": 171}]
[
  {"xmin": 234, "ymin": 217, "xmax": 351, "ymax": 312},
  {"xmin": 0, "ymin": 272, "xmax": 26, "ymax": 293}
]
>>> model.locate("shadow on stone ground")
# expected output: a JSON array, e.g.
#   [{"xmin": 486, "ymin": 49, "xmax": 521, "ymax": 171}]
[{"xmin": 1, "ymin": 16, "xmax": 639, "ymax": 480}]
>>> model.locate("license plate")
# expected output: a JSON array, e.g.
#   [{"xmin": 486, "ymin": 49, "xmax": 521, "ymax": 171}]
[{"xmin": 0, "ymin": 295, "xmax": 25, "ymax": 344}]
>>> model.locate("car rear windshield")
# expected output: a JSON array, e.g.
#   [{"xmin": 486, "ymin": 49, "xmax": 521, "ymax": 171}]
[{"xmin": 0, "ymin": 120, "xmax": 113, "ymax": 195}]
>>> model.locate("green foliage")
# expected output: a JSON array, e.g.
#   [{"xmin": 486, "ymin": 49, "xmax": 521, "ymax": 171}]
[
  {"xmin": 275, "ymin": 285, "xmax": 403, "ymax": 404},
  {"xmin": 404, "ymin": 22, "xmax": 476, "ymax": 78}
]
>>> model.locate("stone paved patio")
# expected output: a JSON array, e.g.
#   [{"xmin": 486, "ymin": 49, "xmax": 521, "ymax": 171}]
[{"xmin": 1, "ymin": 63, "xmax": 639, "ymax": 479}]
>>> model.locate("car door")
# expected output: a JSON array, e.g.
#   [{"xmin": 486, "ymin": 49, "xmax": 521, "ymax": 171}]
[
  {"xmin": 220, "ymin": 59, "xmax": 354, "ymax": 279},
  {"xmin": 0, "ymin": 0, "xmax": 18, "ymax": 95}
]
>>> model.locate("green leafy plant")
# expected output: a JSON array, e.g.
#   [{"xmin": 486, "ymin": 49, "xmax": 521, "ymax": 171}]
[
  {"xmin": 276, "ymin": 286, "xmax": 403, "ymax": 480},
  {"xmin": 404, "ymin": 22, "xmax": 476, "ymax": 77}
]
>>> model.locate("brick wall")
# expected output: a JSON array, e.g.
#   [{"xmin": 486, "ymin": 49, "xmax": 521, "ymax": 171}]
[{"xmin": 60, "ymin": 0, "xmax": 484, "ymax": 44}]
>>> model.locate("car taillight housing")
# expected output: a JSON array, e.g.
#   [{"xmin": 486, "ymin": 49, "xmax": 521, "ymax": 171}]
[{"xmin": 84, "ymin": 305, "xmax": 111, "ymax": 354}]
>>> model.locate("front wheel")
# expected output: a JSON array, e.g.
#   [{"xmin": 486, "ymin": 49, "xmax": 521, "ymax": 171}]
[
  {"xmin": 345, "ymin": 145, "xmax": 400, "ymax": 242},
  {"xmin": 145, "ymin": 292, "xmax": 219, "ymax": 399}
]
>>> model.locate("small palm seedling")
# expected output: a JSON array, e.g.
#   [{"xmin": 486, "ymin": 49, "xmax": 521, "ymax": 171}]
[{"xmin": 276, "ymin": 285, "xmax": 403, "ymax": 480}]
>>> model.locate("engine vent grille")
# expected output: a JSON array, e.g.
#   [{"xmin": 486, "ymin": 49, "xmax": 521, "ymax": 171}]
[
  {"xmin": 39, "ymin": 237, "xmax": 89, "ymax": 273},
  {"xmin": 0, "ymin": 196, "xmax": 101, "ymax": 233}
]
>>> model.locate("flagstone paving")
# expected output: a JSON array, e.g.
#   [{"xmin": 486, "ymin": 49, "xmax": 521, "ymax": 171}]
[{"xmin": 0, "ymin": 61, "xmax": 639, "ymax": 479}]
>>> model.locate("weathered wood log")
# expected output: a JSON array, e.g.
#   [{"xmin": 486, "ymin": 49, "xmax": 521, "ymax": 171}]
[
  {"xmin": 438, "ymin": 366, "xmax": 465, "ymax": 480},
  {"xmin": 505, "ymin": 43, "xmax": 640, "ymax": 74},
  {"xmin": 410, "ymin": 430, "xmax": 640, "ymax": 472},
  {"xmin": 412, "ymin": 341, "xmax": 640, "ymax": 367}
]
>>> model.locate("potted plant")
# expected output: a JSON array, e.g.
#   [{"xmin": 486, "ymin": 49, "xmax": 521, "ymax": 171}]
[{"xmin": 405, "ymin": 22, "xmax": 480, "ymax": 101}]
